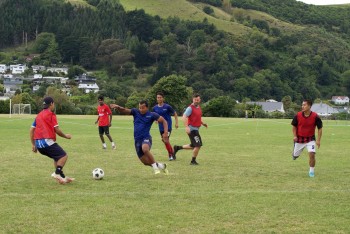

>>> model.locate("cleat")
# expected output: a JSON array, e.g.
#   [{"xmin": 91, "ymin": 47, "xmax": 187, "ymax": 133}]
[
  {"xmin": 112, "ymin": 145, "xmax": 116, "ymax": 150},
  {"xmin": 102, "ymin": 146, "xmax": 107, "ymax": 150},
  {"xmin": 309, "ymin": 171, "xmax": 315, "ymax": 178},
  {"xmin": 51, "ymin": 172, "xmax": 66, "ymax": 184},
  {"xmin": 65, "ymin": 176, "xmax": 75, "ymax": 183},
  {"xmin": 292, "ymin": 156, "xmax": 299, "ymax": 160},
  {"xmin": 162, "ymin": 164, "xmax": 169, "ymax": 175},
  {"xmin": 190, "ymin": 161, "xmax": 199, "ymax": 165},
  {"xmin": 173, "ymin": 145, "xmax": 179, "ymax": 159},
  {"xmin": 169, "ymin": 156, "xmax": 174, "ymax": 161},
  {"xmin": 154, "ymin": 168, "xmax": 160, "ymax": 175}
]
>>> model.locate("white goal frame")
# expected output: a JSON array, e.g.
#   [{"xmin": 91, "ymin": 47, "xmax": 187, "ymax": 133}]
[{"xmin": 12, "ymin": 103, "xmax": 31, "ymax": 115}]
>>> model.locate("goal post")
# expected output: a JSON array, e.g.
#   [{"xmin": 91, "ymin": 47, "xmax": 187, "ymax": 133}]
[{"xmin": 12, "ymin": 103, "xmax": 31, "ymax": 115}]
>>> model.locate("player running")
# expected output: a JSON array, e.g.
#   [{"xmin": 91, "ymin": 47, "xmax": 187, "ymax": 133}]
[
  {"xmin": 110, "ymin": 100, "xmax": 169, "ymax": 175},
  {"xmin": 152, "ymin": 92, "xmax": 178, "ymax": 161},
  {"xmin": 29, "ymin": 96, "xmax": 74, "ymax": 184},
  {"xmin": 291, "ymin": 99, "xmax": 323, "ymax": 177}
]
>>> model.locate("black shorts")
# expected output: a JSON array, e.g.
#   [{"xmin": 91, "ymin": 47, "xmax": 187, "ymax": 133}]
[
  {"xmin": 37, "ymin": 143, "xmax": 67, "ymax": 162},
  {"xmin": 99, "ymin": 126, "xmax": 110, "ymax": 135},
  {"xmin": 188, "ymin": 130, "xmax": 203, "ymax": 147}
]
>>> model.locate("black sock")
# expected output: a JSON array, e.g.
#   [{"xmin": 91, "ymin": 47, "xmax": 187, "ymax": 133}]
[
  {"xmin": 55, "ymin": 166, "xmax": 65, "ymax": 178},
  {"xmin": 191, "ymin": 157, "xmax": 196, "ymax": 162}
]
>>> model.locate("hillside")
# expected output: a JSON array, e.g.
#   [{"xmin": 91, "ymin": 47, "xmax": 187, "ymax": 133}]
[{"xmin": 119, "ymin": 0, "xmax": 303, "ymax": 35}]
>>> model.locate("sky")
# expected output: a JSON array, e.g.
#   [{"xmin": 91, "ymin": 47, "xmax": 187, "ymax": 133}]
[{"xmin": 297, "ymin": 0, "xmax": 350, "ymax": 5}]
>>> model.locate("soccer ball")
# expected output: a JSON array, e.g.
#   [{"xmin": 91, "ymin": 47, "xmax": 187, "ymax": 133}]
[{"xmin": 92, "ymin": 168, "xmax": 104, "ymax": 180}]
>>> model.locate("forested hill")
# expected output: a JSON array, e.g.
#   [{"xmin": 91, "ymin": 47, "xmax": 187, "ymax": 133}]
[{"xmin": 1, "ymin": 0, "xmax": 350, "ymax": 107}]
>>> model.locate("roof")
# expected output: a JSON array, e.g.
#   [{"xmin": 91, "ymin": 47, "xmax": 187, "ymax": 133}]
[
  {"xmin": 311, "ymin": 103, "xmax": 339, "ymax": 116},
  {"xmin": 246, "ymin": 102, "xmax": 285, "ymax": 113}
]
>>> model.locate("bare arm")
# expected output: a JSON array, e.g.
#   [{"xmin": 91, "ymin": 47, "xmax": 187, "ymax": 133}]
[
  {"xmin": 182, "ymin": 113, "xmax": 190, "ymax": 134},
  {"xmin": 55, "ymin": 126, "xmax": 71, "ymax": 139},
  {"xmin": 174, "ymin": 112, "xmax": 179, "ymax": 129},
  {"xmin": 292, "ymin": 126, "xmax": 297, "ymax": 142},
  {"xmin": 29, "ymin": 127, "xmax": 37, "ymax": 153},
  {"xmin": 95, "ymin": 116, "xmax": 100, "ymax": 124},
  {"xmin": 109, "ymin": 114, "xmax": 112, "ymax": 127},
  {"xmin": 158, "ymin": 116, "xmax": 169, "ymax": 142},
  {"xmin": 110, "ymin": 104, "xmax": 132, "ymax": 115},
  {"xmin": 316, "ymin": 128, "xmax": 322, "ymax": 148}
]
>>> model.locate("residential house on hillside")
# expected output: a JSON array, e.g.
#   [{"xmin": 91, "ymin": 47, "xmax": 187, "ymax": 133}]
[
  {"xmin": 331, "ymin": 96, "xmax": 349, "ymax": 105},
  {"xmin": 9, "ymin": 64, "xmax": 27, "ymax": 74},
  {"xmin": 76, "ymin": 73, "xmax": 99, "ymax": 93},
  {"xmin": 246, "ymin": 101, "xmax": 285, "ymax": 113},
  {"xmin": 32, "ymin": 65, "xmax": 46, "ymax": 73},
  {"xmin": 3, "ymin": 77, "xmax": 23, "ymax": 95},
  {"xmin": 0, "ymin": 64, "xmax": 8, "ymax": 73},
  {"xmin": 311, "ymin": 103, "xmax": 338, "ymax": 117},
  {"xmin": 46, "ymin": 67, "xmax": 68, "ymax": 75}
]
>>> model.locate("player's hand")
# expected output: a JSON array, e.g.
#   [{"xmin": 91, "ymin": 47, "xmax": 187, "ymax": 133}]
[
  {"xmin": 110, "ymin": 104, "xmax": 119, "ymax": 109},
  {"xmin": 109, "ymin": 123, "xmax": 112, "ymax": 127},
  {"xmin": 32, "ymin": 145, "xmax": 37, "ymax": 153},
  {"xmin": 95, "ymin": 121, "xmax": 98, "ymax": 124},
  {"xmin": 202, "ymin": 123, "xmax": 208, "ymax": 128},
  {"xmin": 316, "ymin": 140, "xmax": 321, "ymax": 149},
  {"xmin": 175, "ymin": 123, "xmax": 179, "ymax": 129},
  {"xmin": 65, "ymin": 134, "xmax": 72, "ymax": 139},
  {"xmin": 293, "ymin": 136, "xmax": 298, "ymax": 142}
]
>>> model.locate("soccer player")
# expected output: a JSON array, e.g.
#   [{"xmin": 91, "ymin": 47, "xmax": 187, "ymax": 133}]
[
  {"xmin": 95, "ymin": 95, "xmax": 116, "ymax": 150},
  {"xmin": 173, "ymin": 93, "xmax": 208, "ymax": 165},
  {"xmin": 152, "ymin": 91, "xmax": 179, "ymax": 161},
  {"xmin": 29, "ymin": 96, "xmax": 74, "ymax": 184},
  {"xmin": 110, "ymin": 100, "xmax": 169, "ymax": 175},
  {"xmin": 291, "ymin": 99, "xmax": 323, "ymax": 177}
]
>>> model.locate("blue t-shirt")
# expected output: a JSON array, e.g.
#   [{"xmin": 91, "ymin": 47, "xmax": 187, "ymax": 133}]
[
  {"xmin": 131, "ymin": 108, "xmax": 160, "ymax": 140},
  {"xmin": 152, "ymin": 103, "xmax": 175, "ymax": 132}
]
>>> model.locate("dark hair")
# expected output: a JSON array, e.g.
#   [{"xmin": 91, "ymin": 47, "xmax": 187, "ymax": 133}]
[
  {"xmin": 303, "ymin": 99, "xmax": 312, "ymax": 106},
  {"xmin": 139, "ymin": 100, "xmax": 149, "ymax": 107},
  {"xmin": 156, "ymin": 91, "xmax": 164, "ymax": 97},
  {"xmin": 193, "ymin": 93, "xmax": 200, "ymax": 98},
  {"xmin": 98, "ymin": 95, "xmax": 104, "ymax": 101}
]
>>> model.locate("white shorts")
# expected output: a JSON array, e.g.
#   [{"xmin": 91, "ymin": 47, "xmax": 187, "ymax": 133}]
[{"xmin": 293, "ymin": 141, "xmax": 316, "ymax": 157}]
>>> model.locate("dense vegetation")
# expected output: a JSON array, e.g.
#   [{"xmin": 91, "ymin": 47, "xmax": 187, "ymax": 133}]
[{"xmin": 1, "ymin": 0, "xmax": 350, "ymax": 117}]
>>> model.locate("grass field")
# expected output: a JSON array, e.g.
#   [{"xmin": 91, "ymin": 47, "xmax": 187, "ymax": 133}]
[{"xmin": 0, "ymin": 114, "xmax": 349, "ymax": 233}]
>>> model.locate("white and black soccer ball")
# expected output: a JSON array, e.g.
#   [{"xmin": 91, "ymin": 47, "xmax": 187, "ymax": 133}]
[{"xmin": 92, "ymin": 168, "xmax": 104, "ymax": 180}]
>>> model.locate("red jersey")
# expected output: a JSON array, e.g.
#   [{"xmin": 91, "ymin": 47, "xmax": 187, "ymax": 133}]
[
  {"xmin": 97, "ymin": 104, "xmax": 112, "ymax": 126},
  {"xmin": 291, "ymin": 111, "xmax": 323, "ymax": 143},
  {"xmin": 188, "ymin": 104, "xmax": 202, "ymax": 127},
  {"xmin": 33, "ymin": 109, "xmax": 58, "ymax": 141}
]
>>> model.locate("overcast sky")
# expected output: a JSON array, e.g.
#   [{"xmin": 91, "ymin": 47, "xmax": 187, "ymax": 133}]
[{"xmin": 297, "ymin": 0, "xmax": 350, "ymax": 5}]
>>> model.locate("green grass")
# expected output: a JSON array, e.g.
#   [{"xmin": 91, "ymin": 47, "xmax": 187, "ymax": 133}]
[{"xmin": 1, "ymin": 114, "xmax": 349, "ymax": 233}]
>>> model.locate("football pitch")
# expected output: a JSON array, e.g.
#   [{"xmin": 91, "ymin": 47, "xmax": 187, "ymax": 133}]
[{"xmin": 0, "ymin": 114, "xmax": 349, "ymax": 233}]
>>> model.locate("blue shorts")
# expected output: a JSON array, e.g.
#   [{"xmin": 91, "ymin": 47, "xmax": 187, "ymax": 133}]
[
  {"xmin": 134, "ymin": 137, "xmax": 152, "ymax": 158},
  {"xmin": 37, "ymin": 143, "xmax": 67, "ymax": 162},
  {"xmin": 160, "ymin": 131, "xmax": 172, "ymax": 138}
]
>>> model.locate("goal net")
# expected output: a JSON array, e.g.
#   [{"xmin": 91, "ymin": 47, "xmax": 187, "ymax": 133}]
[{"xmin": 12, "ymin": 104, "xmax": 31, "ymax": 114}]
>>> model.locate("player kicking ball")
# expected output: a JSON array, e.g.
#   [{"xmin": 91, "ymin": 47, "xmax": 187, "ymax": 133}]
[{"xmin": 110, "ymin": 100, "xmax": 169, "ymax": 175}]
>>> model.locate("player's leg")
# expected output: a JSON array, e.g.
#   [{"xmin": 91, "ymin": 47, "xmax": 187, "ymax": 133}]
[
  {"xmin": 161, "ymin": 131, "xmax": 174, "ymax": 160},
  {"xmin": 306, "ymin": 141, "xmax": 316, "ymax": 177},
  {"xmin": 99, "ymin": 126, "xmax": 106, "ymax": 149},
  {"xmin": 292, "ymin": 142, "xmax": 305, "ymax": 160},
  {"xmin": 105, "ymin": 127, "xmax": 116, "ymax": 149},
  {"xmin": 189, "ymin": 130, "xmax": 203, "ymax": 165}
]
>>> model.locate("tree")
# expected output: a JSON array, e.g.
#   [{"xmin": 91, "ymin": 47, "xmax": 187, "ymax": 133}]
[
  {"xmin": 145, "ymin": 74, "xmax": 192, "ymax": 114},
  {"xmin": 202, "ymin": 96, "xmax": 236, "ymax": 117}
]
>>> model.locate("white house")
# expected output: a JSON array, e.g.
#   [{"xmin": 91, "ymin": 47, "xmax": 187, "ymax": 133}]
[
  {"xmin": 0, "ymin": 64, "xmax": 8, "ymax": 73},
  {"xmin": 47, "ymin": 67, "xmax": 68, "ymax": 75},
  {"xmin": 331, "ymin": 96, "xmax": 349, "ymax": 105},
  {"xmin": 246, "ymin": 101, "xmax": 285, "ymax": 113},
  {"xmin": 32, "ymin": 65, "xmax": 46, "ymax": 73},
  {"xmin": 3, "ymin": 77, "xmax": 23, "ymax": 94},
  {"xmin": 311, "ymin": 103, "xmax": 339, "ymax": 117},
  {"xmin": 9, "ymin": 64, "xmax": 27, "ymax": 74},
  {"xmin": 78, "ymin": 83, "xmax": 99, "ymax": 93}
]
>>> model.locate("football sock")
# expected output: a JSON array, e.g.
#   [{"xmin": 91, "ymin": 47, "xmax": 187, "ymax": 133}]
[
  {"xmin": 309, "ymin": 167, "xmax": 315, "ymax": 173},
  {"xmin": 191, "ymin": 157, "xmax": 196, "ymax": 162},
  {"xmin": 55, "ymin": 166, "xmax": 65, "ymax": 178},
  {"xmin": 151, "ymin": 163, "xmax": 158, "ymax": 170},
  {"xmin": 103, "ymin": 143, "xmax": 107, "ymax": 148},
  {"xmin": 156, "ymin": 163, "xmax": 165, "ymax": 169},
  {"xmin": 165, "ymin": 142, "xmax": 173, "ymax": 155}
]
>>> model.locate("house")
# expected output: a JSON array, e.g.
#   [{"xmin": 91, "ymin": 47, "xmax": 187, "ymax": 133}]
[
  {"xmin": 32, "ymin": 65, "xmax": 46, "ymax": 73},
  {"xmin": 246, "ymin": 101, "xmax": 285, "ymax": 113},
  {"xmin": 9, "ymin": 64, "xmax": 27, "ymax": 74},
  {"xmin": 78, "ymin": 83, "xmax": 99, "ymax": 93},
  {"xmin": 0, "ymin": 64, "xmax": 8, "ymax": 73},
  {"xmin": 46, "ymin": 67, "xmax": 68, "ymax": 75},
  {"xmin": 3, "ymin": 77, "xmax": 23, "ymax": 95},
  {"xmin": 311, "ymin": 103, "xmax": 339, "ymax": 117},
  {"xmin": 331, "ymin": 96, "xmax": 349, "ymax": 105}
]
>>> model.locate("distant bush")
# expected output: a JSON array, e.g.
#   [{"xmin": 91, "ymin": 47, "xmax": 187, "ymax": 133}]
[
  {"xmin": 192, "ymin": 0, "xmax": 222, "ymax": 7},
  {"xmin": 203, "ymin": 6, "xmax": 214, "ymax": 15}
]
